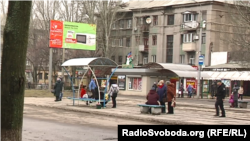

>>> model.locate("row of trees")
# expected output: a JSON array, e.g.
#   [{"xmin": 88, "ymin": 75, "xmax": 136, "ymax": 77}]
[{"xmin": 1, "ymin": 0, "xmax": 127, "ymax": 84}]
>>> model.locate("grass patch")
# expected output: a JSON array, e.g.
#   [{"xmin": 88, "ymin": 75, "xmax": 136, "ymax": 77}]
[{"xmin": 25, "ymin": 89, "xmax": 77, "ymax": 97}]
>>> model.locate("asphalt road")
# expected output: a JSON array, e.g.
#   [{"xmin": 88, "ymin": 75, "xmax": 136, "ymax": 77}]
[{"xmin": 23, "ymin": 105, "xmax": 160, "ymax": 141}]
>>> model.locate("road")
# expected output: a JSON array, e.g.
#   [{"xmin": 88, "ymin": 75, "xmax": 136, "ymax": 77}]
[{"xmin": 23, "ymin": 105, "xmax": 160, "ymax": 141}]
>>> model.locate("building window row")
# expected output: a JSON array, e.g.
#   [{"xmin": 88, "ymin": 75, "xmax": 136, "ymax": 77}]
[
  {"xmin": 111, "ymin": 38, "xmax": 131, "ymax": 47},
  {"xmin": 112, "ymin": 19, "xmax": 132, "ymax": 29}
]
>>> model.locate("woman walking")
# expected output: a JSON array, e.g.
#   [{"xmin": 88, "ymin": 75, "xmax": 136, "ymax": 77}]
[
  {"xmin": 165, "ymin": 82, "xmax": 176, "ymax": 114},
  {"xmin": 238, "ymin": 85, "xmax": 244, "ymax": 100}
]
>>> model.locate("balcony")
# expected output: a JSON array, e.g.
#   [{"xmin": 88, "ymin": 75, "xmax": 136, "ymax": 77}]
[
  {"xmin": 139, "ymin": 45, "xmax": 148, "ymax": 52},
  {"xmin": 181, "ymin": 21, "xmax": 199, "ymax": 31},
  {"xmin": 182, "ymin": 42, "xmax": 196, "ymax": 51},
  {"xmin": 140, "ymin": 25, "xmax": 149, "ymax": 32}
]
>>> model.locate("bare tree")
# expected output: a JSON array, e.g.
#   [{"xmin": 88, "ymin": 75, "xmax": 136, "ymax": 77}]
[
  {"xmin": 82, "ymin": 0, "xmax": 127, "ymax": 58},
  {"xmin": 224, "ymin": 1, "xmax": 250, "ymax": 67}
]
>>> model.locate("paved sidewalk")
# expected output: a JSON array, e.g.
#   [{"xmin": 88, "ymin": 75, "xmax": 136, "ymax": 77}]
[{"xmin": 24, "ymin": 97, "xmax": 250, "ymax": 125}]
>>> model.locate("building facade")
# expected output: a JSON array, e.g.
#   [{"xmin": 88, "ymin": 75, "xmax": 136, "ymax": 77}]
[{"xmin": 113, "ymin": 0, "xmax": 235, "ymax": 67}]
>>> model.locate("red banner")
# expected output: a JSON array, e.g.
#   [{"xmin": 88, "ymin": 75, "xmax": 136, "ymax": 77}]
[
  {"xmin": 49, "ymin": 20, "xmax": 63, "ymax": 48},
  {"xmin": 186, "ymin": 78, "xmax": 197, "ymax": 89}
]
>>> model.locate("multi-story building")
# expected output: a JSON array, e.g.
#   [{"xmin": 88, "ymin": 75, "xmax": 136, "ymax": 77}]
[{"xmin": 115, "ymin": 0, "xmax": 236, "ymax": 67}]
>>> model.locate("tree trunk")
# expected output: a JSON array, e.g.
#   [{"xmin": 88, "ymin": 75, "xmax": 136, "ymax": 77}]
[
  {"xmin": 1, "ymin": 1, "xmax": 32, "ymax": 141},
  {"xmin": 33, "ymin": 66, "xmax": 38, "ymax": 84}
]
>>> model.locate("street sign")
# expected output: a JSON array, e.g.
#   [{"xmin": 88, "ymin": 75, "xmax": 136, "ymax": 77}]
[{"xmin": 198, "ymin": 55, "xmax": 204, "ymax": 66}]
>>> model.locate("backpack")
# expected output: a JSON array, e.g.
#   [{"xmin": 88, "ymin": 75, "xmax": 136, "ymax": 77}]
[{"xmin": 113, "ymin": 86, "xmax": 118, "ymax": 93}]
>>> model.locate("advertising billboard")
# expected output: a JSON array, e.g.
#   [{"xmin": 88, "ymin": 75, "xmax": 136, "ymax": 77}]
[
  {"xmin": 186, "ymin": 78, "xmax": 196, "ymax": 89},
  {"xmin": 211, "ymin": 52, "xmax": 227, "ymax": 66},
  {"xmin": 49, "ymin": 20, "xmax": 96, "ymax": 50}
]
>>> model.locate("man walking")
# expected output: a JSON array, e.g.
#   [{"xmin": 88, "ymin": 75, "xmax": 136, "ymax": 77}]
[
  {"xmin": 59, "ymin": 77, "xmax": 64, "ymax": 101},
  {"xmin": 214, "ymin": 80, "xmax": 226, "ymax": 117}
]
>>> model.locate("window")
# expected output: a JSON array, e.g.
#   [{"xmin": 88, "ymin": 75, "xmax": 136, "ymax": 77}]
[
  {"xmin": 127, "ymin": 19, "xmax": 132, "ymax": 28},
  {"xmin": 38, "ymin": 73, "xmax": 42, "ymax": 79},
  {"xmin": 183, "ymin": 33, "xmax": 195, "ymax": 43},
  {"xmin": 202, "ymin": 33, "xmax": 206, "ymax": 44},
  {"xmin": 152, "ymin": 35, "xmax": 157, "ymax": 45},
  {"xmin": 118, "ymin": 75, "xmax": 126, "ymax": 90},
  {"xmin": 153, "ymin": 16, "xmax": 158, "ymax": 25},
  {"xmin": 180, "ymin": 55, "xmax": 185, "ymax": 64},
  {"xmin": 128, "ymin": 77, "xmax": 142, "ymax": 91},
  {"xmin": 135, "ymin": 36, "xmax": 140, "ymax": 45},
  {"xmin": 166, "ymin": 35, "xmax": 173, "ymax": 63},
  {"xmin": 183, "ymin": 13, "xmax": 197, "ymax": 22},
  {"xmin": 118, "ymin": 56, "xmax": 122, "ymax": 64},
  {"xmin": 26, "ymin": 60, "xmax": 30, "ymax": 65},
  {"xmin": 44, "ymin": 73, "xmax": 48, "ymax": 79},
  {"xmin": 167, "ymin": 15, "xmax": 174, "ymax": 25},
  {"xmin": 126, "ymin": 38, "xmax": 131, "ymax": 47},
  {"xmin": 143, "ymin": 57, "xmax": 148, "ymax": 64},
  {"xmin": 188, "ymin": 54, "xmax": 195, "ymax": 65},
  {"xmin": 119, "ymin": 20, "xmax": 124, "ymax": 28},
  {"xmin": 111, "ymin": 56, "xmax": 115, "ymax": 61},
  {"xmin": 112, "ymin": 39, "xmax": 116, "ymax": 46},
  {"xmin": 151, "ymin": 55, "xmax": 156, "ymax": 62},
  {"xmin": 119, "ymin": 38, "xmax": 123, "ymax": 47},
  {"xmin": 136, "ymin": 17, "xmax": 140, "ymax": 26}
]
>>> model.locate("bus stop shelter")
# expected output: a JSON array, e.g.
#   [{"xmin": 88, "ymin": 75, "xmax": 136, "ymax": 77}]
[{"xmin": 61, "ymin": 57, "xmax": 118, "ymax": 107}]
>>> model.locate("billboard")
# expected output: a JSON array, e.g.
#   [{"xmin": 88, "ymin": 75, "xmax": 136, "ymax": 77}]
[
  {"xmin": 49, "ymin": 20, "xmax": 96, "ymax": 50},
  {"xmin": 211, "ymin": 52, "xmax": 227, "ymax": 66},
  {"xmin": 186, "ymin": 78, "xmax": 196, "ymax": 89}
]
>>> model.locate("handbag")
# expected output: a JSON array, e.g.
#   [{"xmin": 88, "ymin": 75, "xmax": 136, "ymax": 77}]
[
  {"xmin": 171, "ymin": 99, "xmax": 176, "ymax": 107},
  {"xmin": 51, "ymin": 89, "xmax": 55, "ymax": 93}
]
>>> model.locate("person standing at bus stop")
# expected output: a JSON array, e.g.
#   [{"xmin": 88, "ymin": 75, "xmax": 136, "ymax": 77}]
[{"xmin": 89, "ymin": 77, "xmax": 97, "ymax": 98}]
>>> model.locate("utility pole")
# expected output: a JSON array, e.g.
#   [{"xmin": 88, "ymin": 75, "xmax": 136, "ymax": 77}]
[
  {"xmin": 197, "ymin": 10, "xmax": 203, "ymax": 98},
  {"xmin": 48, "ymin": 21, "xmax": 53, "ymax": 91}
]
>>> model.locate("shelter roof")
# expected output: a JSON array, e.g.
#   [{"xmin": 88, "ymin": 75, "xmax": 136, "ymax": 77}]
[{"xmin": 61, "ymin": 57, "xmax": 118, "ymax": 67}]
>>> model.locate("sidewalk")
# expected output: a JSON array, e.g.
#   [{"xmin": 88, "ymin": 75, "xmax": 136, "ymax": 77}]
[{"xmin": 24, "ymin": 97, "xmax": 250, "ymax": 125}]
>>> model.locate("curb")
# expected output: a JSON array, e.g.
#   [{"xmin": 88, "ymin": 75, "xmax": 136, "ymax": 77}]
[{"xmin": 24, "ymin": 103, "xmax": 204, "ymax": 125}]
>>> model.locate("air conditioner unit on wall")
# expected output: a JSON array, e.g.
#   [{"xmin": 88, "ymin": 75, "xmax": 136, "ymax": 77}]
[{"xmin": 193, "ymin": 35, "xmax": 199, "ymax": 40}]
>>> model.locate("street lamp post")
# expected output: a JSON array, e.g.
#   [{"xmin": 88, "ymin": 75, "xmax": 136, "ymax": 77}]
[{"xmin": 197, "ymin": 10, "xmax": 203, "ymax": 98}]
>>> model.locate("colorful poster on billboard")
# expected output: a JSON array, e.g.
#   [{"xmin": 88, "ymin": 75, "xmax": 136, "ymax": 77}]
[
  {"xmin": 186, "ymin": 78, "xmax": 196, "ymax": 89},
  {"xmin": 49, "ymin": 20, "xmax": 96, "ymax": 50}
]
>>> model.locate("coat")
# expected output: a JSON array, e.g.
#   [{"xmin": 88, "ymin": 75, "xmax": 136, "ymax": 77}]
[
  {"xmin": 109, "ymin": 84, "xmax": 119, "ymax": 97},
  {"xmin": 215, "ymin": 83, "xmax": 226, "ymax": 101},
  {"xmin": 146, "ymin": 90, "xmax": 159, "ymax": 105},
  {"xmin": 89, "ymin": 79, "xmax": 97, "ymax": 90},
  {"xmin": 165, "ymin": 83, "xmax": 176, "ymax": 102},
  {"xmin": 54, "ymin": 80, "xmax": 62, "ymax": 97},
  {"xmin": 157, "ymin": 84, "xmax": 166, "ymax": 102}
]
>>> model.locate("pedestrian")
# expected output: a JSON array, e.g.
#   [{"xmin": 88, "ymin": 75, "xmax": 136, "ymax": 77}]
[
  {"xmin": 187, "ymin": 84, "xmax": 193, "ymax": 98},
  {"xmin": 229, "ymin": 93, "xmax": 234, "ymax": 108},
  {"xmin": 214, "ymin": 80, "xmax": 226, "ymax": 117},
  {"xmin": 152, "ymin": 82, "xmax": 157, "ymax": 91},
  {"xmin": 28, "ymin": 79, "xmax": 31, "ymax": 89},
  {"xmin": 89, "ymin": 77, "xmax": 97, "ymax": 98},
  {"xmin": 238, "ymin": 85, "xmax": 244, "ymax": 100},
  {"xmin": 146, "ymin": 86, "xmax": 159, "ymax": 113},
  {"xmin": 165, "ymin": 81, "xmax": 176, "ymax": 114},
  {"xmin": 53, "ymin": 78, "xmax": 62, "ymax": 102},
  {"xmin": 156, "ymin": 80, "xmax": 167, "ymax": 113},
  {"xmin": 59, "ymin": 77, "xmax": 64, "ymax": 101},
  {"xmin": 232, "ymin": 84, "xmax": 239, "ymax": 108},
  {"xmin": 178, "ymin": 83, "xmax": 184, "ymax": 98},
  {"xmin": 108, "ymin": 83, "xmax": 119, "ymax": 108}
]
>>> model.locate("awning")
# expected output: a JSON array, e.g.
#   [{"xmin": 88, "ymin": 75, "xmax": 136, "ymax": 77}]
[
  {"xmin": 203, "ymin": 71, "xmax": 250, "ymax": 81},
  {"xmin": 142, "ymin": 62, "xmax": 210, "ymax": 78}
]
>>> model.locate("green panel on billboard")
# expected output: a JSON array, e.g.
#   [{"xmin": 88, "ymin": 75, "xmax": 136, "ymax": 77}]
[{"xmin": 63, "ymin": 22, "xmax": 96, "ymax": 50}]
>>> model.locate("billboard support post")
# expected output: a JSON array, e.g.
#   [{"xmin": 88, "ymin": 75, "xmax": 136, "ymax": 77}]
[
  {"xmin": 49, "ymin": 48, "xmax": 52, "ymax": 90},
  {"xmin": 61, "ymin": 48, "xmax": 65, "ymax": 90}
]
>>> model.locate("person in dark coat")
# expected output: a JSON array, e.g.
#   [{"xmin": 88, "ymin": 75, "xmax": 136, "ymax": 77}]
[
  {"xmin": 157, "ymin": 80, "xmax": 167, "ymax": 113},
  {"xmin": 146, "ymin": 86, "xmax": 159, "ymax": 113},
  {"xmin": 214, "ymin": 80, "xmax": 226, "ymax": 117},
  {"xmin": 59, "ymin": 77, "xmax": 64, "ymax": 101},
  {"xmin": 146, "ymin": 86, "xmax": 159, "ymax": 105},
  {"xmin": 152, "ymin": 82, "xmax": 157, "ymax": 91},
  {"xmin": 232, "ymin": 84, "xmax": 239, "ymax": 108},
  {"xmin": 54, "ymin": 78, "xmax": 62, "ymax": 101},
  {"xmin": 178, "ymin": 83, "xmax": 184, "ymax": 98}
]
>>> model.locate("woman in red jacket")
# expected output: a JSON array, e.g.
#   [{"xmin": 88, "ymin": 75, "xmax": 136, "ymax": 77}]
[{"xmin": 81, "ymin": 86, "xmax": 87, "ymax": 98}]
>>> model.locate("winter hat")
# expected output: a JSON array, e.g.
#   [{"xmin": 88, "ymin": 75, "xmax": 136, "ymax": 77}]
[
  {"xmin": 151, "ymin": 86, "xmax": 156, "ymax": 90},
  {"xmin": 57, "ymin": 78, "xmax": 61, "ymax": 81}
]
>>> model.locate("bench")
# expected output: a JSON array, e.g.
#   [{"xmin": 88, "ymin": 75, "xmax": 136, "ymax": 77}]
[
  {"xmin": 238, "ymin": 101, "xmax": 248, "ymax": 108},
  {"xmin": 137, "ymin": 104, "xmax": 165, "ymax": 115}
]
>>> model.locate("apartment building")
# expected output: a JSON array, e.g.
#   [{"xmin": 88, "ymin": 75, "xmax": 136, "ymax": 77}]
[{"xmin": 115, "ymin": 0, "xmax": 235, "ymax": 67}]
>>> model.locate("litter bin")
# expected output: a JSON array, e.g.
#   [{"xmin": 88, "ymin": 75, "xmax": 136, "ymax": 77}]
[
  {"xmin": 238, "ymin": 101, "xmax": 248, "ymax": 108},
  {"xmin": 96, "ymin": 103, "xmax": 102, "ymax": 109}
]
